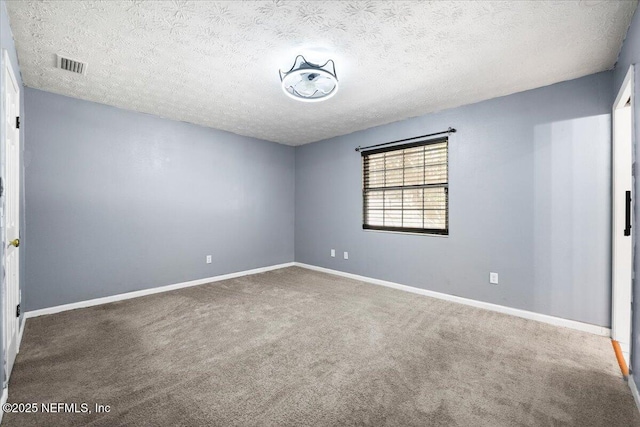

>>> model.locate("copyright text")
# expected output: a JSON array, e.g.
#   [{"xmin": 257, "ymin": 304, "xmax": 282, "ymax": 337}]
[{"xmin": 2, "ymin": 402, "xmax": 111, "ymax": 414}]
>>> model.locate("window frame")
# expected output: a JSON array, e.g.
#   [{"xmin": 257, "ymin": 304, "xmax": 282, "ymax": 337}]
[{"xmin": 361, "ymin": 136, "xmax": 449, "ymax": 236}]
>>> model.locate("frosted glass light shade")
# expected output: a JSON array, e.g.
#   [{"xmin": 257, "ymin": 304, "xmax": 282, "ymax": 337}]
[{"xmin": 279, "ymin": 55, "xmax": 338, "ymax": 102}]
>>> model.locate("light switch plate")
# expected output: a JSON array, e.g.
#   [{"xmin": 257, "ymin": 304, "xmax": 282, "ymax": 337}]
[
  {"xmin": 331, "ymin": 249, "xmax": 335, "ymax": 257},
  {"xmin": 344, "ymin": 252, "xmax": 349, "ymax": 260}
]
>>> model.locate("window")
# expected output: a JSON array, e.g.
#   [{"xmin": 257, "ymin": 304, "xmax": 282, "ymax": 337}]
[{"xmin": 362, "ymin": 137, "xmax": 448, "ymax": 235}]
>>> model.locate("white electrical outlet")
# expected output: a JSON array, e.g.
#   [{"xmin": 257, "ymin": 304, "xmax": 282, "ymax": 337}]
[
  {"xmin": 489, "ymin": 272, "xmax": 498, "ymax": 284},
  {"xmin": 344, "ymin": 251, "xmax": 349, "ymax": 260},
  {"xmin": 206, "ymin": 255, "xmax": 212, "ymax": 264},
  {"xmin": 331, "ymin": 249, "xmax": 335, "ymax": 257}
]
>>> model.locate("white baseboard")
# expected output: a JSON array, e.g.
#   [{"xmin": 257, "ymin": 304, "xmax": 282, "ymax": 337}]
[
  {"xmin": 0, "ymin": 387, "xmax": 7, "ymax": 424},
  {"xmin": 24, "ymin": 261, "xmax": 610, "ymax": 338},
  {"xmin": 294, "ymin": 263, "xmax": 611, "ymax": 337},
  {"xmin": 630, "ymin": 375, "xmax": 640, "ymax": 415},
  {"xmin": 25, "ymin": 262, "xmax": 295, "ymax": 319}
]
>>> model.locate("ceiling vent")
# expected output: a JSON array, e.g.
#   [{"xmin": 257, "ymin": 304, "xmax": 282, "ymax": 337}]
[{"xmin": 56, "ymin": 54, "xmax": 87, "ymax": 75}]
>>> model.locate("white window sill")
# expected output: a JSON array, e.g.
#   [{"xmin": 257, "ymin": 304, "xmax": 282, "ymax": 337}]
[{"xmin": 362, "ymin": 229, "xmax": 449, "ymax": 238}]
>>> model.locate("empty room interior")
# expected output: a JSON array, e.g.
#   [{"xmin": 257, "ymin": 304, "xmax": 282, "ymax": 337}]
[{"xmin": 3, "ymin": 0, "xmax": 640, "ymax": 425}]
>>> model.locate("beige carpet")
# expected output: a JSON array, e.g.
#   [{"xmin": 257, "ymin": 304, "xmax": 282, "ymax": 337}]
[{"xmin": 4, "ymin": 266, "xmax": 639, "ymax": 426}]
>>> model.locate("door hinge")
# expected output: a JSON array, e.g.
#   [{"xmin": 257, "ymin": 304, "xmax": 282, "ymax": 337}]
[
  {"xmin": 16, "ymin": 303, "xmax": 20, "ymax": 317},
  {"xmin": 15, "ymin": 116, "xmax": 20, "ymax": 129}
]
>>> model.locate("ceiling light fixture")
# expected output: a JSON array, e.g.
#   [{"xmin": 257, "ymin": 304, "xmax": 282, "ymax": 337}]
[{"xmin": 279, "ymin": 55, "xmax": 338, "ymax": 102}]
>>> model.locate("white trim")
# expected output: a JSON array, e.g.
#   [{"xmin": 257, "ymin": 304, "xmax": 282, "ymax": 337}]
[
  {"xmin": 294, "ymin": 263, "xmax": 611, "ymax": 336},
  {"xmin": 0, "ymin": 387, "xmax": 7, "ymax": 425},
  {"xmin": 614, "ymin": 65, "xmax": 635, "ymax": 109},
  {"xmin": 362, "ymin": 229, "xmax": 449, "ymax": 238},
  {"xmin": 611, "ymin": 64, "xmax": 635, "ymax": 364},
  {"xmin": 25, "ymin": 262, "xmax": 295, "ymax": 319},
  {"xmin": 630, "ymin": 375, "xmax": 640, "ymax": 416},
  {"xmin": 23, "ymin": 260, "xmax": 611, "ymax": 336}
]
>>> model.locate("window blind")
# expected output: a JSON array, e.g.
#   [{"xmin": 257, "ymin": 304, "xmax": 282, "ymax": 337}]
[{"xmin": 362, "ymin": 137, "xmax": 448, "ymax": 235}]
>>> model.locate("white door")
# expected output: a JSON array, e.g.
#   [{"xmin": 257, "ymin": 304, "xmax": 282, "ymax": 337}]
[
  {"xmin": 3, "ymin": 50, "xmax": 20, "ymax": 378},
  {"xmin": 612, "ymin": 66, "xmax": 634, "ymax": 367}
]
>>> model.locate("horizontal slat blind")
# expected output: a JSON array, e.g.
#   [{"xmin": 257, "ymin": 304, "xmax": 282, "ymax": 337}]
[{"xmin": 362, "ymin": 138, "xmax": 448, "ymax": 234}]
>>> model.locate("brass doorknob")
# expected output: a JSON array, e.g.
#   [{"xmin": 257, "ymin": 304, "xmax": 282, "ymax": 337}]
[{"xmin": 9, "ymin": 239, "xmax": 19, "ymax": 248}]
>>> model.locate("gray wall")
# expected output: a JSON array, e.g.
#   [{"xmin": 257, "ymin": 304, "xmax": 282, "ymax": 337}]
[
  {"xmin": 614, "ymin": 5, "xmax": 640, "ymax": 388},
  {"xmin": 24, "ymin": 88, "xmax": 294, "ymax": 311},
  {"xmin": 296, "ymin": 72, "xmax": 613, "ymax": 327},
  {"xmin": 1, "ymin": 0, "xmax": 25, "ymax": 391}
]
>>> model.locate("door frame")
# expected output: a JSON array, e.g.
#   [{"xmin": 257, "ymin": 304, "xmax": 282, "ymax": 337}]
[
  {"xmin": 612, "ymin": 65, "xmax": 635, "ymax": 367},
  {"xmin": 1, "ymin": 49, "xmax": 22, "ymax": 385}
]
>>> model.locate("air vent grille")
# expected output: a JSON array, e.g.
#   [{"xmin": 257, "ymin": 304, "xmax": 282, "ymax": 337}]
[{"xmin": 56, "ymin": 54, "xmax": 87, "ymax": 75}]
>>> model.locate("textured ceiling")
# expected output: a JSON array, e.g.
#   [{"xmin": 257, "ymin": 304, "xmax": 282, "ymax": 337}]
[{"xmin": 6, "ymin": 0, "xmax": 639, "ymax": 145}]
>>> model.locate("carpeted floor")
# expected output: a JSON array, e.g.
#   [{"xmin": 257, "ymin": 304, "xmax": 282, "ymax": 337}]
[{"xmin": 4, "ymin": 266, "xmax": 640, "ymax": 426}]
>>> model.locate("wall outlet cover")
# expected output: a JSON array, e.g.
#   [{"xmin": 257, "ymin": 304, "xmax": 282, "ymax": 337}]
[
  {"xmin": 206, "ymin": 255, "xmax": 212, "ymax": 264},
  {"xmin": 331, "ymin": 249, "xmax": 335, "ymax": 257},
  {"xmin": 490, "ymin": 272, "xmax": 498, "ymax": 285},
  {"xmin": 344, "ymin": 252, "xmax": 349, "ymax": 260}
]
